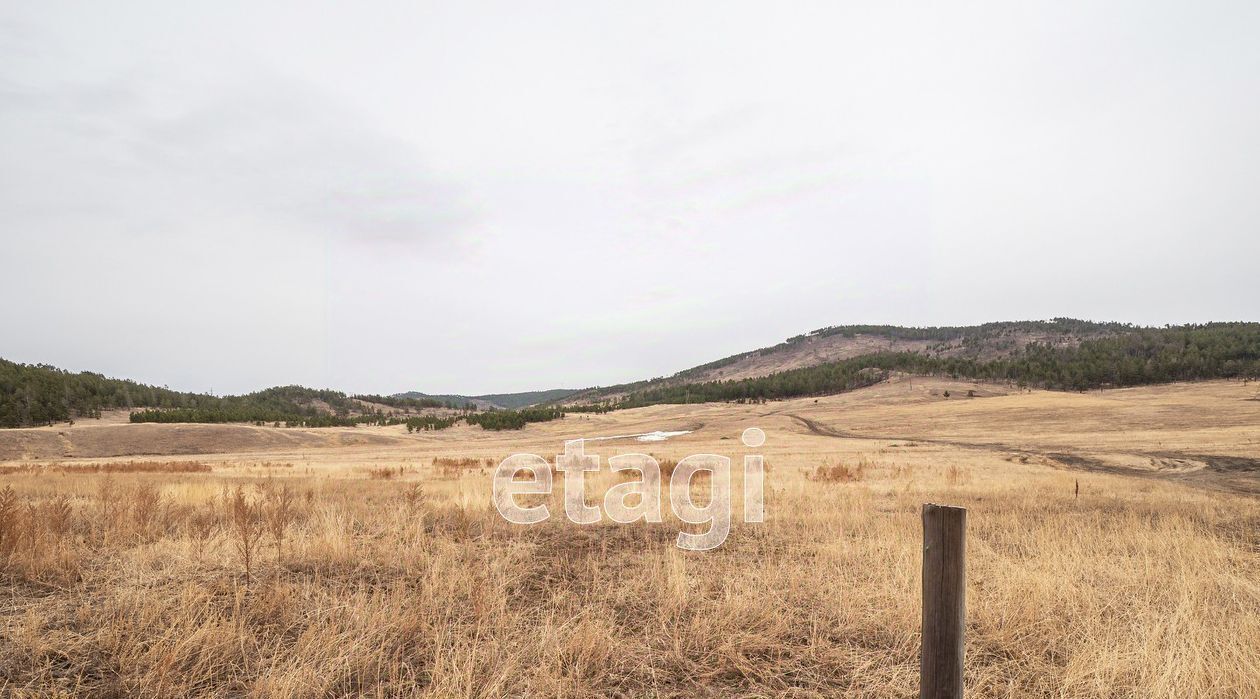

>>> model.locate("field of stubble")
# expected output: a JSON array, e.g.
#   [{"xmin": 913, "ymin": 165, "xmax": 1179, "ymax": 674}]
[{"xmin": 1, "ymin": 378, "xmax": 1258, "ymax": 697}]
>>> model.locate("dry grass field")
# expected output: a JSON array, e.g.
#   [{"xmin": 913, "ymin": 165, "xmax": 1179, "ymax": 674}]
[{"xmin": 1, "ymin": 378, "xmax": 1258, "ymax": 697}]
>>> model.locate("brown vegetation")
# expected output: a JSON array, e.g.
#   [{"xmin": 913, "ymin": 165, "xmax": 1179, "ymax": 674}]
[
  {"xmin": 808, "ymin": 458, "xmax": 867, "ymax": 482},
  {"xmin": 0, "ymin": 379, "xmax": 1257, "ymax": 696},
  {"xmin": 0, "ymin": 460, "xmax": 213, "ymax": 474},
  {"xmin": 431, "ymin": 456, "xmax": 492, "ymax": 479}
]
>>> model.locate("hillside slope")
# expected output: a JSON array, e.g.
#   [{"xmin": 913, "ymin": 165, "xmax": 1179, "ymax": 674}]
[
  {"xmin": 562, "ymin": 320, "xmax": 1260, "ymax": 408},
  {"xmin": 0, "ymin": 421, "xmax": 405, "ymax": 460},
  {"xmin": 6, "ymin": 319, "xmax": 1257, "ymax": 428},
  {"xmin": 563, "ymin": 319, "xmax": 1128, "ymax": 404}
]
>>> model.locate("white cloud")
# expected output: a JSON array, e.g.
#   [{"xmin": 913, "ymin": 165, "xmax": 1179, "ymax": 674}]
[{"xmin": 2, "ymin": 0, "xmax": 1258, "ymax": 394}]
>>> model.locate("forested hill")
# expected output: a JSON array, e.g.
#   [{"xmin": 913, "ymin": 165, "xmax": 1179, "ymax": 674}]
[
  {"xmin": 561, "ymin": 318, "xmax": 1126, "ymax": 404},
  {"xmin": 562, "ymin": 321, "xmax": 1260, "ymax": 409},
  {"xmin": 5, "ymin": 320, "xmax": 1259, "ymax": 427},
  {"xmin": 0, "ymin": 360, "xmax": 458, "ymax": 428}
]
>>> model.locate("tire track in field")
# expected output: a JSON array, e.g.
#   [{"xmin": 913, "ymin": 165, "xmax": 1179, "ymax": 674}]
[{"xmin": 783, "ymin": 413, "xmax": 1260, "ymax": 496}]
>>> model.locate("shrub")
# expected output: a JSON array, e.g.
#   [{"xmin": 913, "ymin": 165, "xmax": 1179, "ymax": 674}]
[
  {"xmin": 433, "ymin": 457, "xmax": 483, "ymax": 479},
  {"xmin": 264, "ymin": 484, "xmax": 295, "ymax": 564},
  {"xmin": 230, "ymin": 487, "xmax": 262, "ymax": 582},
  {"xmin": 808, "ymin": 460, "xmax": 865, "ymax": 483},
  {"xmin": 187, "ymin": 504, "xmax": 218, "ymax": 560},
  {"xmin": 0, "ymin": 486, "xmax": 20, "ymax": 565}
]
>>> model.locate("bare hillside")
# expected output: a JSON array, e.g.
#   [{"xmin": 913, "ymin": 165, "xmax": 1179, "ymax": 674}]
[
  {"xmin": 564, "ymin": 320, "xmax": 1122, "ymax": 404},
  {"xmin": 0, "ymin": 422, "xmax": 404, "ymax": 460}
]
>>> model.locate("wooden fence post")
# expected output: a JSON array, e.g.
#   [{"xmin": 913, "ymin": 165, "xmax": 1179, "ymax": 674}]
[{"xmin": 921, "ymin": 503, "xmax": 966, "ymax": 699}]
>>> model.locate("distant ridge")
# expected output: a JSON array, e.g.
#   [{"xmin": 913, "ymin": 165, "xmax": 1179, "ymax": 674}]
[
  {"xmin": 4, "ymin": 319, "xmax": 1258, "ymax": 428},
  {"xmin": 560, "ymin": 319, "xmax": 1260, "ymax": 408},
  {"xmin": 561, "ymin": 318, "xmax": 1129, "ymax": 404}
]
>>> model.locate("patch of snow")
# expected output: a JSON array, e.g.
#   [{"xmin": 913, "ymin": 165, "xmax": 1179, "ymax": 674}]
[
  {"xmin": 573, "ymin": 430, "xmax": 693, "ymax": 443},
  {"xmin": 635, "ymin": 430, "xmax": 692, "ymax": 442}
]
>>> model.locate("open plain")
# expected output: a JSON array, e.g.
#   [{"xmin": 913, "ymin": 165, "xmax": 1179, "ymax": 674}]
[{"xmin": 2, "ymin": 378, "xmax": 1258, "ymax": 697}]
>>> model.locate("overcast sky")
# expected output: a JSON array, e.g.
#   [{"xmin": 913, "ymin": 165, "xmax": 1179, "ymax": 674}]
[{"xmin": 3, "ymin": 1, "xmax": 1259, "ymax": 396}]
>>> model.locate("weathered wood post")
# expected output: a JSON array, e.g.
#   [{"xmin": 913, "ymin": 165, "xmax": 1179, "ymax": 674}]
[{"xmin": 921, "ymin": 503, "xmax": 966, "ymax": 699}]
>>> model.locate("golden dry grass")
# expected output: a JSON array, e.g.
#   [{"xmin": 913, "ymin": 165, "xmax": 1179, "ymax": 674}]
[{"xmin": 1, "ymin": 378, "xmax": 1258, "ymax": 697}]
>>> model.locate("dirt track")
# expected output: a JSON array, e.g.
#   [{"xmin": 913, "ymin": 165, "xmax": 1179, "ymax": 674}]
[{"xmin": 784, "ymin": 409, "xmax": 1260, "ymax": 496}]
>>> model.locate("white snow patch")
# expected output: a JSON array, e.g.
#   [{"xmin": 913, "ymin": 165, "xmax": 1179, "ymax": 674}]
[{"xmin": 571, "ymin": 430, "xmax": 693, "ymax": 444}]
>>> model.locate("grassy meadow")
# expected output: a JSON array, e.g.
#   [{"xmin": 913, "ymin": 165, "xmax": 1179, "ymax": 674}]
[{"xmin": 1, "ymin": 378, "xmax": 1258, "ymax": 697}]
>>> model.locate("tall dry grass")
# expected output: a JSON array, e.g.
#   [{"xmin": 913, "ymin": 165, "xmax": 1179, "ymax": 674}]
[
  {"xmin": 0, "ymin": 456, "xmax": 1256, "ymax": 697},
  {"xmin": 0, "ymin": 460, "xmax": 213, "ymax": 475}
]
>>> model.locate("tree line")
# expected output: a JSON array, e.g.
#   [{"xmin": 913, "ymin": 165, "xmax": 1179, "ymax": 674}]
[
  {"xmin": 0, "ymin": 358, "xmax": 481, "ymax": 429},
  {"xmin": 464, "ymin": 407, "xmax": 566, "ymax": 430},
  {"xmin": 0, "ymin": 359, "xmax": 219, "ymax": 428},
  {"xmin": 352, "ymin": 394, "xmax": 465, "ymax": 410},
  {"xmin": 794, "ymin": 318, "xmax": 1130, "ymax": 344},
  {"xmin": 405, "ymin": 415, "xmax": 461, "ymax": 432}
]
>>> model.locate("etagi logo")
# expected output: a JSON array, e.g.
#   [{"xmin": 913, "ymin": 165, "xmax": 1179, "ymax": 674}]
[{"xmin": 493, "ymin": 428, "xmax": 766, "ymax": 551}]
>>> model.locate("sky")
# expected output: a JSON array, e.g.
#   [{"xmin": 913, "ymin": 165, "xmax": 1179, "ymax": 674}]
[{"xmin": 3, "ymin": 1, "xmax": 1259, "ymax": 396}]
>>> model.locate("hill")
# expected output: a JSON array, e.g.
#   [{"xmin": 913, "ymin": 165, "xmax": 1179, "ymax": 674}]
[
  {"xmin": 0, "ymin": 359, "xmax": 458, "ymax": 428},
  {"xmin": 561, "ymin": 319, "xmax": 1260, "ymax": 408},
  {"xmin": 560, "ymin": 319, "xmax": 1124, "ymax": 405},
  {"xmin": 5, "ymin": 319, "xmax": 1258, "ymax": 428}
]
